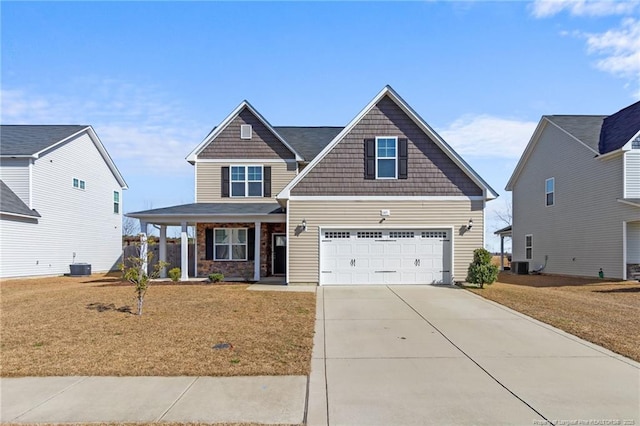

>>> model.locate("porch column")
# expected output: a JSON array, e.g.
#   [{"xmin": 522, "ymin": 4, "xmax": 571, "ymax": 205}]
[
  {"xmin": 159, "ymin": 225, "xmax": 167, "ymax": 278},
  {"xmin": 139, "ymin": 221, "xmax": 148, "ymax": 275},
  {"xmin": 500, "ymin": 235, "xmax": 505, "ymax": 271},
  {"xmin": 181, "ymin": 222, "xmax": 189, "ymax": 281},
  {"xmin": 254, "ymin": 221, "xmax": 261, "ymax": 281}
]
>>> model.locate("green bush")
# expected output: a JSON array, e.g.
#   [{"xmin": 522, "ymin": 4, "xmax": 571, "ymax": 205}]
[
  {"xmin": 209, "ymin": 273, "xmax": 224, "ymax": 283},
  {"xmin": 466, "ymin": 248, "xmax": 499, "ymax": 289},
  {"xmin": 168, "ymin": 267, "xmax": 181, "ymax": 282}
]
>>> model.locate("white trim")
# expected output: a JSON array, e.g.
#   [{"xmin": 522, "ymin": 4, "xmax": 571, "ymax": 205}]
[
  {"xmin": 285, "ymin": 199, "xmax": 290, "ymax": 285},
  {"xmin": 230, "ymin": 165, "xmax": 264, "ymax": 198},
  {"xmin": 195, "ymin": 158, "xmax": 298, "ymax": 164},
  {"xmin": 288, "ymin": 195, "xmax": 485, "ymax": 201},
  {"xmin": 213, "ymin": 227, "xmax": 249, "ymax": 261},
  {"xmin": 617, "ymin": 198, "xmax": 640, "ymax": 207},
  {"xmin": 254, "ymin": 221, "xmax": 261, "ymax": 281},
  {"xmin": 28, "ymin": 158, "xmax": 33, "ymax": 209},
  {"xmin": 241, "ymin": 124, "xmax": 252, "ymax": 140},
  {"xmin": 185, "ymin": 101, "xmax": 302, "ymax": 163},
  {"xmin": 545, "ymin": 177, "xmax": 555, "ymax": 207},
  {"xmin": 623, "ymin": 151, "xmax": 627, "ymax": 198},
  {"xmin": 278, "ymin": 85, "xmax": 498, "ymax": 201},
  {"xmin": 181, "ymin": 222, "xmax": 189, "ymax": 280},
  {"xmin": 194, "ymin": 162, "xmax": 198, "ymax": 203},
  {"xmin": 597, "ymin": 149, "xmax": 626, "ymax": 160},
  {"xmin": 0, "ymin": 211, "xmax": 40, "ymax": 220},
  {"xmin": 525, "ymin": 234, "xmax": 533, "ymax": 260},
  {"xmin": 375, "ymin": 136, "xmax": 398, "ymax": 179}
]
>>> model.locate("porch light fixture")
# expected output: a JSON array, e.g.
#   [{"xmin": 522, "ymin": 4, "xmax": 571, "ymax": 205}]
[
  {"xmin": 467, "ymin": 219, "xmax": 473, "ymax": 230},
  {"xmin": 302, "ymin": 219, "xmax": 307, "ymax": 232}
]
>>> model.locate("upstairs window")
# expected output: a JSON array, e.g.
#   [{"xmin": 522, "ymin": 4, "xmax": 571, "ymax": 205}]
[
  {"xmin": 73, "ymin": 178, "xmax": 86, "ymax": 190},
  {"xmin": 240, "ymin": 124, "xmax": 252, "ymax": 139},
  {"xmin": 231, "ymin": 165, "xmax": 263, "ymax": 197},
  {"xmin": 376, "ymin": 137, "xmax": 397, "ymax": 179},
  {"xmin": 525, "ymin": 234, "xmax": 533, "ymax": 260},
  {"xmin": 545, "ymin": 178, "xmax": 555, "ymax": 206},
  {"xmin": 632, "ymin": 136, "xmax": 640, "ymax": 149},
  {"xmin": 113, "ymin": 191, "xmax": 120, "ymax": 214}
]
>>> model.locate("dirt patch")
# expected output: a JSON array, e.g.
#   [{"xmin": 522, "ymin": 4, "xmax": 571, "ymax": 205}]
[
  {"xmin": 0, "ymin": 275, "xmax": 315, "ymax": 377},
  {"xmin": 467, "ymin": 272, "xmax": 640, "ymax": 362}
]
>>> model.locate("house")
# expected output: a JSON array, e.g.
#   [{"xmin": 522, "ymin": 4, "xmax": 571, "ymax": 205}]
[
  {"xmin": 506, "ymin": 101, "xmax": 640, "ymax": 280},
  {"xmin": 0, "ymin": 125, "xmax": 128, "ymax": 278},
  {"xmin": 128, "ymin": 86, "xmax": 498, "ymax": 285}
]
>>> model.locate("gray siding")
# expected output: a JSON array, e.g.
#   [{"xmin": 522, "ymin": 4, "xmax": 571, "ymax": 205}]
[
  {"xmin": 287, "ymin": 199, "xmax": 484, "ymax": 284},
  {"xmin": 625, "ymin": 151, "xmax": 640, "ymax": 197},
  {"xmin": 199, "ymin": 108, "xmax": 295, "ymax": 160},
  {"xmin": 512, "ymin": 121, "xmax": 639, "ymax": 279},
  {"xmin": 1, "ymin": 132, "xmax": 123, "ymax": 277},
  {"xmin": 0, "ymin": 158, "xmax": 30, "ymax": 205},
  {"xmin": 628, "ymin": 222, "xmax": 640, "ymax": 263},
  {"xmin": 291, "ymin": 96, "xmax": 483, "ymax": 196}
]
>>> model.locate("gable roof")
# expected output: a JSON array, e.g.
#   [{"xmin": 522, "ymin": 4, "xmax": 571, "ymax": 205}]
[
  {"xmin": 0, "ymin": 125, "xmax": 128, "ymax": 189},
  {"xmin": 0, "ymin": 180, "xmax": 40, "ymax": 219},
  {"xmin": 598, "ymin": 100, "xmax": 640, "ymax": 154},
  {"xmin": 278, "ymin": 85, "xmax": 498, "ymax": 200},
  {"xmin": 273, "ymin": 126, "xmax": 343, "ymax": 161},
  {"xmin": 186, "ymin": 101, "xmax": 303, "ymax": 163}
]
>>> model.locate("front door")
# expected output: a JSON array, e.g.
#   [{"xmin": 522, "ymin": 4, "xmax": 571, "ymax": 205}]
[{"xmin": 273, "ymin": 234, "xmax": 287, "ymax": 275}]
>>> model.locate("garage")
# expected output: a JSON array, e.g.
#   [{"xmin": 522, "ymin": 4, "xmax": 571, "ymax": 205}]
[{"xmin": 319, "ymin": 228, "xmax": 452, "ymax": 285}]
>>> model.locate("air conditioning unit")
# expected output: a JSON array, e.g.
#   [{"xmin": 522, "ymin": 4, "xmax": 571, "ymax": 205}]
[{"xmin": 511, "ymin": 261, "xmax": 529, "ymax": 275}]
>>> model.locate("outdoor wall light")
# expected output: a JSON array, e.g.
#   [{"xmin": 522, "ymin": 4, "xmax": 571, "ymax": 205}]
[
  {"xmin": 302, "ymin": 219, "xmax": 307, "ymax": 231},
  {"xmin": 467, "ymin": 219, "xmax": 473, "ymax": 230}
]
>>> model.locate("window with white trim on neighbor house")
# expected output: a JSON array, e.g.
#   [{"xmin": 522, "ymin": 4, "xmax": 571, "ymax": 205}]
[
  {"xmin": 376, "ymin": 137, "xmax": 397, "ymax": 179},
  {"xmin": 525, "ymin": 234, "xmax": 533, "ymax": 260},
  {"xmin": 545, "ymin": 177, "xmax": 554, "ymax": 206},
  {"xmin": 214, "ymin": 228, "xmax": 247, "ymax": 261},
  {"xmin": 113, "ymin": 191, "xmax": 120, "ymax": 214},
  {"xmin": 231, "ymin": 166, "xmax": 263, "ymax": 197}
]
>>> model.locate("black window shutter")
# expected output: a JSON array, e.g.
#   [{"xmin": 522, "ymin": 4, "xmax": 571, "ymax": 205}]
[
  {"xmin": 364, "ymin": 139, "xmax": 375, "ymax": 179},
  {"xmin": 221, "ymin": 167, "xmax": 230, "ymax": 197},
  {"xmin": 398, "ymin": 138, "xmax": 408, "ymax": 179},
  {"xmin": 247, "ymin": 227, "xmax": 256, "ymax": 261},
  {"xmin": 205, "ymin": 229, "xmax": 213, "ymax": 260},
  {"xmin": 263, "ymin": 166, "xmax": 271, "ymax": 197}
]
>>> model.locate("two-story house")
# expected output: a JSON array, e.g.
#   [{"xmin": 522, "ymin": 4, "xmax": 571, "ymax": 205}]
[
  {"xmin": 0, "ymin": 125, "xmax": 128, "ymax": 278},
  {"xmin": 128, "ymin": 86, "xmax": 498, "ymax": 285},
  {"xmin": 506, "ymin": 101, "xmax": 640, "ymax": 280}
]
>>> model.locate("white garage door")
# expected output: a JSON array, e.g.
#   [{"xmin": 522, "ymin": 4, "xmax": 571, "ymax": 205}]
[{"xmin": 319, "ymin": 229, "xmax": 452, "ymax": 285}]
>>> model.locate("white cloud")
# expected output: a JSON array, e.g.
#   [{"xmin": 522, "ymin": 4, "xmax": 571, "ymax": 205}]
[
  {"xmin": 1, "ymin": 81, "xmax": 200, "ymax": 176},
  {"xmin": 439, "ymin": 115, "xmax": 537, "ymax": 159},
  {"xmin": 530, "ymin": 0, "xmax": 640, "ymax": 18}
]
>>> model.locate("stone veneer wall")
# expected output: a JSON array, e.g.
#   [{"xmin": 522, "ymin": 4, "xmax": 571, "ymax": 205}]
[{"xmin": 196, "ymin": 222, "xmax": 285, "ymax": 279}]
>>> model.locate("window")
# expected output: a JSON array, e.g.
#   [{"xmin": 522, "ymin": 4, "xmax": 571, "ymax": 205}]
[
  {"xmin": 73, "ymin": 178, "xmax": 86, "ymax": 190},
  {"xmin": 214, "ymin": 228, "xmax": 247, "ymax": 260},
  {"xmin": 632, "ymin": 136, "xmax": 640, "ymax": 149},
  {"xmin": 240, "ymin": 124, "xmax": 252, "ymax": 139},
  {"xmin": 545, "ymin": 178, "xmax": 555, "ymax": 206},
  {"xmin": 376, "ymin": 137, "xmax": 397, "ymax": 179},
  {"xmin": 525, "ymin": 234, "xmax": 533, "ymax": 260},
  {"xmin": 230, "ymin": 165, "xmax": 263, "ymax": 197},
  {"xmin": 113, "ymin": 191, "xmax": 120, "ymax": 214}
]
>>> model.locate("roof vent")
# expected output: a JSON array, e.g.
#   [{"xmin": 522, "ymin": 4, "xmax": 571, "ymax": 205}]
[{"xmin": 240, "ymin": 124, "xmax": 252, "ymax": 140}]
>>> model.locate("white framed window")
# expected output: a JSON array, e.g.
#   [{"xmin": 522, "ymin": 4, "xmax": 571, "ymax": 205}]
[
  {"xmin": 376, "ymin": 137, "xmax": 397, "ymax": 179},
  {"xmin": 214, "ymin": 228, "xmax": 247, "ymax": 261},
  {"xmin": 545, "ymin": 178, "xmax": 555, "ymax": 206},
  {"xmin": 113, "ymin": 191, "xmax": 120, "ymax": 214},
  {"xmin": 231, "ymin": 165, "xmax": 263, "ymax": 197},
  {"xmin": 240, "ymin": 124, "xmax": 252, "ymax": 139},
  {"xmin": 525, "ymin": 234, "xmax": 533, "ymax": 260},
  {"xmin": 632, "ymin": 136, "xmax": 640, "ymax": 149},
  {"xmin": 73, "ymin": 178, "xmax": 86, "ymax": 190}
]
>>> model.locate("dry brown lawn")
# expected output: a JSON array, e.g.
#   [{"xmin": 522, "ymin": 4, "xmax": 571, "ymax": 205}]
[
  {"xmin": 467, "ymin": 272, "xmax": 640, "ymax": 362},
  {"xmin": 0, "ymin": 275, "xmax": 315, "ymax": 377}
]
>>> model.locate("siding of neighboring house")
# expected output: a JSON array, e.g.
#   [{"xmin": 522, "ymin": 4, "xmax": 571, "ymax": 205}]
[
  {"xmin": 0, "ymin": 132, "xmax": 123, "ymax": 277},
  {"xmin": 287, "ymin": 199, "xmax": 484, "ymax": 284},
  {"xmin": 195, "ymin": 161, "xmax": 297, "ymax": 203},
  {"xmin": 291, "ymin": 96, "xmax": 483, "ymax": 197},
  {"xmin": 198, "ymin": 109, "xmax": 296, "ymax": 160},
  {"xmin": 625, "ymin": 150, "xmax": 640, "ymax": 197},
  {"xmin": 512, "ymin": 121, "xmax": 638, "ymax": 279},
  {"xmin": 0, "ymin": 158, "xmax": 31, "ymax": 206}
]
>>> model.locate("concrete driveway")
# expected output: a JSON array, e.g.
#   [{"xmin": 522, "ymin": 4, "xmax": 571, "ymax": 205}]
[{"xmin": 307, "ymin": 285, "xmax": 640, "ymax": 426}]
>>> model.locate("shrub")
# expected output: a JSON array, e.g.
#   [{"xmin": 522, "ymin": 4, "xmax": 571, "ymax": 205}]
[
  {"xmin": 466, "ymin": 248, "xmax": 499, "ymax": 289},
  {"xmin": 168, "ymin": 267, "xmax": 181, "ymax": 282},
  {"xmin": 209, "ymin": 273, "xmax": 224, "ymax": 283}
]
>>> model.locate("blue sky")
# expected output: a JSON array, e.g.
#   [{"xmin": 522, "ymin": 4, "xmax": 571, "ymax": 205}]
[{"xmin": 2, "ymin": 1, "xmax": 639, "ymax": 249}]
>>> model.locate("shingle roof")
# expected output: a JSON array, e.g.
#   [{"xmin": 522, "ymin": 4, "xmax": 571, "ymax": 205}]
[
  {"xmin": 598, "ymin": 100, "xmax": 640, "ymax": 154},
  {"xmin": 128, "ymin": 202, "xmax": 284, "ymax": 217},
  {"xmin": 0, "ymin": 125, "xmax": 88, "ymax": 156},
  {"xmin": 0, "ymin": 180, "xmax": 40, "ymax": 218},
  {"xmin": 545, "ymin": 115, "xmax": 606, "ymax": 152},
  {"xmin": 273, "ymin": 126, "xmax": 343, "ymax": 161}
]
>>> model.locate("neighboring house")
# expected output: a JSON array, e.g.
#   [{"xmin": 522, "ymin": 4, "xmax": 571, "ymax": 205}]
[
  {"xmin": 128, "ymin": 86, "xmax": 498, "ymax": 285},
  {"xmin": 0, "ymin": 125, "xmax": 128, "ymax": 278},
  {"xmin": 506, "ymin": 101, "xmax": 640, "ymax": 280}
]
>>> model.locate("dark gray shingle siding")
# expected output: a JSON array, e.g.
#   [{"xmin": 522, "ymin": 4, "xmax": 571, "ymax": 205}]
[{"xmin": 0, "ymin": 125, "xmax": 88, "ymax": 156}]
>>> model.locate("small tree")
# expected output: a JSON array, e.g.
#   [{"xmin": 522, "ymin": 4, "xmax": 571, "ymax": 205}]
[
  {"xmin": 466, "ymin": 248, "xmax": 499, "ymax": 289},
  {"xmin": 120, "ymin": 235, "xmax": 168, "ymax": 315}
]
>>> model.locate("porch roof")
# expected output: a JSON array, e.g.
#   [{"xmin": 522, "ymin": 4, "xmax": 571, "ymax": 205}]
[
  {"xmin": 126, "ymin": 202, "xmax": 286, "ymax": 224},
  {"xmin": 494, "ymin": 225, "xmax": 512, "ymax": 237}
]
